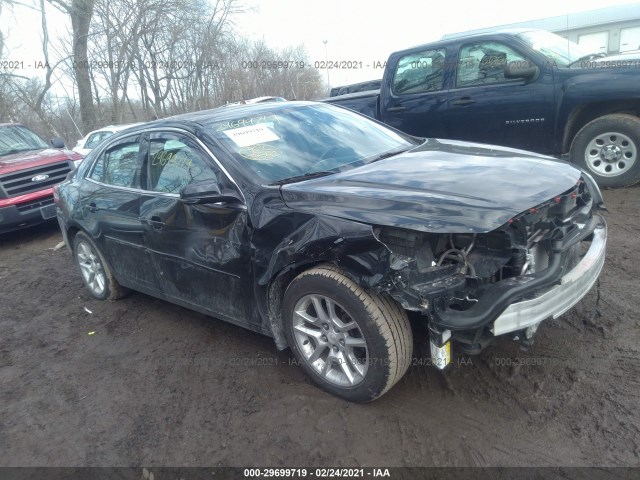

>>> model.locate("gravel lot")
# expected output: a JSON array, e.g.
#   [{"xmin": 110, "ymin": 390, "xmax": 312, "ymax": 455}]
[{"xmin": 1, "ymin": 186, "xmax": 639, "ymax": 467}]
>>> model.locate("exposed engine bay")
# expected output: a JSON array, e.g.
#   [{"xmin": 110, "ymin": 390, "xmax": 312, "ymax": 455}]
[{"xmin": 372, "ymin": 176, "xmax": 606, "ymax": 362}]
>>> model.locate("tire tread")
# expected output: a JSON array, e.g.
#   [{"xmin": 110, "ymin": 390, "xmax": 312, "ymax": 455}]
[{"xmin": 291, "ymin": 264, "xmax": 413, "ymax": 399}]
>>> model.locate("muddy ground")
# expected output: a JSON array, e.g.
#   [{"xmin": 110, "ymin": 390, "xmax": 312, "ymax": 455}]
[{"xmin": 0, "ymin": 186, "xmax": 639, "ymax": 468}]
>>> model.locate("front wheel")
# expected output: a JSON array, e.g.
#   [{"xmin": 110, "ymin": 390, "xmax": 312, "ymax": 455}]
[
  {"xmin": 570, "ymin": 114, "xmax": 640, "ymax": 187},
  {"xmin": 282, "ymin": 265, "xmax": 413, "ymax": 402}
]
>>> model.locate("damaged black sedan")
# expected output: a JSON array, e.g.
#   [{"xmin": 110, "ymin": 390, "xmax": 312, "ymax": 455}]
[{"xmin": 54, "ymin": 101, "xmax": 607, "ymax": 402}]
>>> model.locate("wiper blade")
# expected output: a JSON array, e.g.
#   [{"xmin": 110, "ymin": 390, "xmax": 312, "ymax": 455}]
[
  {"xmin": 365, "ymin": 147, "xmax": 411, "ymax": 164},
  {"xmin": 0, "ymin": 147, "xmax": 41, "ymax": 155},
  {"xmin": 2, "ymin": 148, "xmax": 32, "ymax": 155},
  {"xmin": 568, "ymin": 52, "xmax": 607, "ymax": 66},
  {"xmin": 272, "ymin": 170, "xmax": 336, "ymax": 185}
]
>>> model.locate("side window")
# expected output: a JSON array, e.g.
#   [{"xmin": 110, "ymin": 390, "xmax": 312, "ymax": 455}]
[
  {"xmin": 456, "ymin": 42, "xmax": 529, "ymax": 88},
  {"xmin": 392, "ymin": 48, "xmax": 447, "ymax": 95},
  {"xmin": 147, "ymin": 133, "xmax": 219, "ymax": 195},
  {"xmin": 85, "ymin": 132, "xmax": 104, "ymax": 149},
  {"xmin": 89, "ymin": 135, "xmax": 142, "ymax": 188}
]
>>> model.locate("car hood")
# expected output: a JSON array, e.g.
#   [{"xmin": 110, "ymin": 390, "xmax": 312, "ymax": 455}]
[
  {"xmin": 595, "ymin": 51, "xmax": 640, "ymax": 62},
  {"xmin": 280, "ymin": 139, "xmax": 581, "ymax": 233},
  {"xmin": 0, "ymin": 148, "xmax": 81, "ymax": 174}
]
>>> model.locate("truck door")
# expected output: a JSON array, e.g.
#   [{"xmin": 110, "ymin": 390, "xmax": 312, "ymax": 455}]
[
  {"xmin": 446, "ymin": 41, "xmax": 556, "ymax": 154},
  {"xmin": 380, "ymin": 47, "xmax": 451, "ymax": 138}
]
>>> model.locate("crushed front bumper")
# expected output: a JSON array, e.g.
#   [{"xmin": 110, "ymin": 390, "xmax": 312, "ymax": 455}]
[
  {"xmin": 428, "ymin": 214, "xmax": 607, "ymax": 334},
  {"xmin": 491, "ymin": 218, "xmax": 606, "ymax": 336}
]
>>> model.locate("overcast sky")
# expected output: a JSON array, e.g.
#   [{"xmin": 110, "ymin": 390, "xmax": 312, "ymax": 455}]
[
  {"xmin": 2, "ymin": 0, "xmax": 640, "ymax": 91},
  {"xmin": 236, "ymin": 0, "xmax": 640, "ymax": 85}
]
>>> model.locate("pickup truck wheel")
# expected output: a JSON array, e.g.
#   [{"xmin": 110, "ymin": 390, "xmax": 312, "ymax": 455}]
[
  {"xmin": 570, "ymin": 114, "xmax": 640, "ymax": 187},
  {"xmin": 282, "ymin": 265, "xmax": 413, "ymax": 402},
  {"xmin": 73, "ymin": 232, "xmax": 128, "ymax": 301}
]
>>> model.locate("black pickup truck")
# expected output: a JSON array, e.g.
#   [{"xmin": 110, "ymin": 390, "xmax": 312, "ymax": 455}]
[{"xmin": 324, "ymin": 29, "xmax": 640, "ymax": 187}]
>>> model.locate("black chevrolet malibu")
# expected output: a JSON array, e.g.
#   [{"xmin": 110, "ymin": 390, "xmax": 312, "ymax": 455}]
[{"xmin": 55, "ymin": 101, "xmax": 607, "ymax": 402}]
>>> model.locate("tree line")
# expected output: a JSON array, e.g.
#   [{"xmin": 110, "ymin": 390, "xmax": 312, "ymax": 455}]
[{"xmin": 0, "ymin": 0, "xmax": 326, "ymax": 145}]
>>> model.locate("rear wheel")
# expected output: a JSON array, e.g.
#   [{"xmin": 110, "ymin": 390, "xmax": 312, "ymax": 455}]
[
  {"xmin": 73, "ymin": 232, "xmax": 128, "ymax": 301},
  {"xmin": 570, "ymin": 114, "xmax": 640, "ymax": 187},
  {"xmin": 282, "ymin": 265, "xmax": 413, "ymax": 402}
]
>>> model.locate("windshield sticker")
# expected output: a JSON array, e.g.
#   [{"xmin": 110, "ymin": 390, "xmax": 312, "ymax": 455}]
[
  {"xmin": 223, "ymin": 124, "xmax": 280, "ymax": 147},
  {"xmin": 239, "ymin": 144, "xmax": 280, "ymax": 161},
  {"xmin": 215, "ymin": 114, "xmax": 278, "ymax": 132}
]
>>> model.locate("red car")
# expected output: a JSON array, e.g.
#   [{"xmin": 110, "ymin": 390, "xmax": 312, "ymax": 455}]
[{"xmin": 0, "ymin": 123, "xmax": 83, "ymax": 234}]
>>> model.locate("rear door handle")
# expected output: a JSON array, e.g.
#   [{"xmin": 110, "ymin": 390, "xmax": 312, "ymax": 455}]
[
  {"xmin": 451, "ymin": 97, "xmax": 476, "ymax": 106},
  {"xmin": 387, "ymin": 106, "xmax": 406, "ymax": 112},
  {"xmin": 88, "ymin": 202, "xmax": 99, "ymax": 213}
]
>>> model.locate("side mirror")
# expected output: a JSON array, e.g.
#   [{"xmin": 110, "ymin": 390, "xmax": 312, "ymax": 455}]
[
  {"xmin": 504, "ymin": 62, "xmax": 539, "ymax": 82},
  {"xmin": 51, "ymin": 137, "xmax": 65, "ymax": 148},
  {"xmin": 180, "ymin": 180, "xmax": 242, "ymax": 205}
]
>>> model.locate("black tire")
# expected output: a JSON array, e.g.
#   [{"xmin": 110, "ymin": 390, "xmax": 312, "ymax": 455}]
[
  {"xmin": 73, "ymin": 231, "xmax": 128, "ymax": 301},
  {"xmin": 282, "ymin": 265, "xmax": 413, "ymax": 402},
  {"xmin": 570, "ymin": 114, "xmax": 640, "ymax": 188}
]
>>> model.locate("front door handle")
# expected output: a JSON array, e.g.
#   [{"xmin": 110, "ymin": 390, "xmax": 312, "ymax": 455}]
[
  {"xmin": 451, "ymin": 97, "xmax": 476, "ymax": 106},
  {"xmin": 88, "ymin": 202, "xmax": 99, "ymax": 213},
  {"xmin": 388, "ymin": 106, "xmax": 406, "ymax": 112},
  {"xmin": 146, "ymin": 216, "xmax": 164, "ymax": 231}
]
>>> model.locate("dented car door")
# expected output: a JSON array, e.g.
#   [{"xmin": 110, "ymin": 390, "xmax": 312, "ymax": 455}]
[{"xmin": 140, "ymin": 130, "xmax": 254, "ymax": 327}]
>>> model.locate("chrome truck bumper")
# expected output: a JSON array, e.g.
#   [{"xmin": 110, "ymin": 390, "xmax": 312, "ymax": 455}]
[{"xmin": 491, "ymin": 218, "xmax": 607, "ymax": 336}]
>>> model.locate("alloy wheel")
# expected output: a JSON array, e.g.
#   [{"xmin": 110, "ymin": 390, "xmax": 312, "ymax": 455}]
[
  {"xmin": 292, "ymin": 294, "xmax": 369, "ymax": 387},
  {"xmin": 76, "ymin": 241, "xmax": 106, "ymax": 296}
]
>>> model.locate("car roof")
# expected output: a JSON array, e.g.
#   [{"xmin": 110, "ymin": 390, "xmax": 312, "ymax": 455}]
[
  {"xmin": 439, "ymin": 28, "xmax": 540, "ymax": 41},
  {"xmin": 141, "ymin": 100, "xmax": 320, "ymax": 129},
  {"xmin": 401, "ymin": 28, "xmax": 539, "ymax": 52}
]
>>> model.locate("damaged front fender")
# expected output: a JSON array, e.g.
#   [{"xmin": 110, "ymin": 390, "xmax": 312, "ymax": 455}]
[{"xmin": 251, "ymin": 201, "xmax": 461, "ymax": 348}]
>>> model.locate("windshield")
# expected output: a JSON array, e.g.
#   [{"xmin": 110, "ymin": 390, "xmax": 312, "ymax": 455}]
[
  {"xmin": 0, "ymin": 125, "xmax": 49, "ymax": 156},
  {"xmin": 516, "ymin": 30, "xmax": 592, "ymax": 67},
  {"xmin": 211, "ymin": 104, "xmax": 416, "ymax": 183}
]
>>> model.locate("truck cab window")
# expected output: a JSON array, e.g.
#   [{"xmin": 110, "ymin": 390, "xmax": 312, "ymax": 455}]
[
  {"xmin": 456, "ymin": 42, "xmax": 529, "ymax": 87},
  {"xmin": 392, "ymin": 49, "xmax": 447, "ymax": 95}
]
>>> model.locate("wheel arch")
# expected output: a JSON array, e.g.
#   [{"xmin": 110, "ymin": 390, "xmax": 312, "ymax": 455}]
[
  {"xmin": 254, "ymin": 214, "xmax": 396, "ymax": 349},
  {"xmin": 563, "ymin": 101, "xmax": 640, "ymax": 154},
  {"xmin": 67, "ymin": 224, "xmax": 128, "ymax": 289},
  {"xmin": 266, "ymin": 259, "xmax": 328, "ymax": 350},
  {"xmin": 265, "ymin": 249, "xmax": 397, "ymax": 351},
  {"xmin": 66, "ymin": 224, "xmax": 82, "ymax": 247}
]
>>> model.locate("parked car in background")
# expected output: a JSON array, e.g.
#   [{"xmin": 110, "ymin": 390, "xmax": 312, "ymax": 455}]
[
  {"xmin": 224, "ymin": 96, "xmax": 287, "ymax": 106},
  {"xmin": 329, "ymin": 79, "xmax": 382, "ymax": 97},
  {"xmin": 73, "ymin": 123, "xmax": 143, "ymax": 156},
  {"xmin": 55, "ymin": 101, "xmax": 606, "ymax": 402},
  {"xmin": 0, "ymin": 123, "xmax": 82, "ymax": 234},
  {"xmin": 324, "ymin": 29, "xmax": 640, "ymax": 188}
]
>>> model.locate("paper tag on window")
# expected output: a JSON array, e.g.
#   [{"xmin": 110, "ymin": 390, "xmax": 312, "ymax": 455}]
[{"xmin": 223, "ymin": 124, "xmax": 280, "ymax": 147}]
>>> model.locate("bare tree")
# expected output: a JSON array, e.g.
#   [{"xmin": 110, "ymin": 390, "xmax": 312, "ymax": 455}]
[
  {"xmin": 0, "ymin": 0, "xmax": 68, "ymax": 136},
  {"xmin": 47, "ymin": 0, "xmax": 96, "ymax": 132},
  {"xmin": 1, "ymin": 0, "xmax": 325, "ymax": 145}
]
